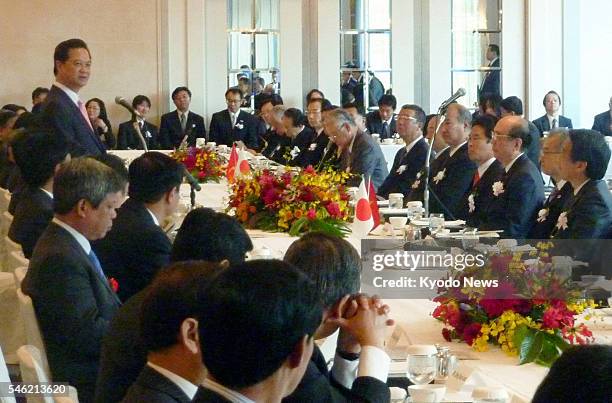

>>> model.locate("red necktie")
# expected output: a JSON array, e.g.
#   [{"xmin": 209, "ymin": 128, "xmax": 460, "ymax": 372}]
[
  {"xmin": 78, "ymin": 100, "xmax": 94, "ymax": 132},
  {"xmin": 472, "ymin": 171, "xmax": 481, "ymax": 187}
]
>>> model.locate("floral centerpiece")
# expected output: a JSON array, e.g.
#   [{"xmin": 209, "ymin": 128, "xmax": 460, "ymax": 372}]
[
  {"xmin": 433, "ymin": 242, "xmax": 596, "ymax": 366},
  {"xmin": 172, "ymin": 147, "xmax": 225, "ymax": 183},
  {"xmin": 227, "ymin": 166, "xmax": 351, "ymax": 236}
]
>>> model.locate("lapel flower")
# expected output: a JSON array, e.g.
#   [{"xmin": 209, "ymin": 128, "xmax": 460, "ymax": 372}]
[
  {"xmin": 433, "ymin": 168, "xmax": 446, "ymax": 184},
  {"xmin": 537, "ymin": 208, "xmax": 549, "ymax": 223},
  {"xmin": 492, "ymin": 181, "xmax": 505, "ymax": 197},
  {"xmin": 290, "ymin": 146, "xmax": 301, "ymax": 159},
  {"xmin": 145, "ymin": 131, "xmax": 152, "ymax": 138},
  {"xmin": 308, "ymin": 143, "xmax": 317, "ymax": 151},
  {"xmin": 108, "ymin": 277, "xmax": 119, "ymax": 293},
  {"xmin": 411, "ymin": 179, "xmax": 421, "ymax": 189},
  {"xmin": 235, "ymin": 121, "xmax": 244, "ymax": 130},
  {"xmin": 556, "ymin": 211, "xmax": 568, "ymax": 231},
  {"xmin": 468, "ymin": 194, "xmax": 476, "ymax": 213},
  {"xmin": 396, "ymin": 165, "xmax": 407, "ymax": 175}
]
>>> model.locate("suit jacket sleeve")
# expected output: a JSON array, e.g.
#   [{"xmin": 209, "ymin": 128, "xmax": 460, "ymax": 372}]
[
  {"xmin": 434, "ymin": 158, "xmax": 475, "ymax": 218},
  {"xmin": 245, "ymin": 115, "xmax": 259, "ymax": 149},
  {"xmin": 351, "ymin": 143, "xmax": 378, "ymax": 183},
  {"xmin": 195, "ymin": 115, "xmax": 207, "ymax": 140},
  {"xmin": 31, "ymin": 254, "xmax": 113, "ymax": 358},
  {"xmin": 208, "ymin": 114, "xmax": 220, "ymax": 144},
  {"xmin": 158, "ymin": 115, "xmax": 172, "ymax": 149},
  {"xmin": 8, "ymin": 209, "xmax": 52, "ymax": 259}
]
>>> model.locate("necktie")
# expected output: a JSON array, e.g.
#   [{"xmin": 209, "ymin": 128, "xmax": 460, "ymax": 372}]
[
  {"xmin": 552, "ymin": 118, "xmax": 558, "ymax": 129},
  {"xmin": 382, "ymin": 121, "xmax": 389, "ymax": 139},
  {"xmin": 180, "ymin": 113, "xmax": 187, "ymax": 133},
  {"xmin": 88, "ymin": 250, "xmax": 107, "ymax": 284},
  {"xmin": 472, "ymin": 171, "xmax": 481, "ymax": 187},
  {"xmin": 78, "ymin": 100, "xmax": 94, "ymax": 132}
]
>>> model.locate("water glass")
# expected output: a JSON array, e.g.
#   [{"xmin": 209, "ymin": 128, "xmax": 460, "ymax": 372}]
[
  {"xmin": 429, "ymin": 214, "xmax": 445, "ymax": 233},
  {"xmin": 406, "ymin": 345, "xmax": 438, "ymax": 385},
  {"xmin": 389, "ymin": 193, "xmax": 404, "ymax": 209}
]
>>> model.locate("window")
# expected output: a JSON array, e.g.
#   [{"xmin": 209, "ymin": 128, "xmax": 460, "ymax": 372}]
[
  {"xmin": 451, "ymin": 0, "xmax": 502, "ymax": 108},
  {"xmin": 227, "ymin": 0, "xmax": 280, "ymax": 110},
  {"xmin": 339, "ymin": 0, "xmax": 391, "ymax": 113}
]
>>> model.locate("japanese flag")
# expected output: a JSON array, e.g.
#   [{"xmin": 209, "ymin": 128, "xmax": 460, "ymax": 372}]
[
  {"xmin": 352, "ymin": 178, "xmax": 374, "ymax": 238},
  {"xmin": 235, "ymin": 147, "xmax": 251, "ymax": 178}
]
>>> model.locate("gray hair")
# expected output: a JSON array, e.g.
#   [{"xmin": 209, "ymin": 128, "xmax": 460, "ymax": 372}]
[
  {"xmin": 545, "ymin": 128, "xmax": 570, "ymax": 151},
  {"xmin": 326, "ymin": 108, "xmax": 356, "ymax": 129},
  {"xmin": 446, "ymin": 103, "xmax": 472, "ymax": 125},
  {"xmin": 271, "ymin": 104, "xmax": 287, "ymax": 120},
  {"xmin": 53, "ymin": 157, "xmax": 127, "ymax": 214}
]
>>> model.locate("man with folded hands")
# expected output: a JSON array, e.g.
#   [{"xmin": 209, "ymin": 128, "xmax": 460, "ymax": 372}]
[
  {"xmin": 283, "ymin": 232, "xmax": 393, "ymax": 403},
  {"xmin": 478, "ymin": 116, "xmax": 545, "ymax": 238}
]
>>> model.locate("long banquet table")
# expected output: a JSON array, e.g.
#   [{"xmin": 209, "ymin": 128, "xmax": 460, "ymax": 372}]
[{"xmin": 106, "ymin": 149, "xmax": 612, "ymax": 403}]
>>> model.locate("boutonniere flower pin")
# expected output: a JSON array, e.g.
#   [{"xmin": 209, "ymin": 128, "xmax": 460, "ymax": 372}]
[
  {"xmin": 433, "ymin": 168, "xmax": 446, "ymax": 184},
  {"xmin": 468, "ymin": 194, "xmax": 476, "ymax": 213},
  {"xmin": 308, "ymin": 143, "xmax": 317, "ymax": 151},
  {"xmin": 396, "ymin": 165, "xmax": 407, "ymax": 175},
  {"xmin": 290, "ymin": 146, "xmax": 301, "ymax": 159},
  {"xmin": 492, "ymin": 181, "xmax": 505, "ymax": 197},
  {"xmin": 235, "ymin": 121, "xmax": 244, "ymax": 130},
  {"xmin": 556, "ymin": 211, "xmax": 569, "ymax": 231},
  {"xmin": 108, "ymin": 277, "xmax": 119, "ymax": 293},
  {"xmin": 537, "ymin": 208, "xmax": 549, "ymax": 223}
]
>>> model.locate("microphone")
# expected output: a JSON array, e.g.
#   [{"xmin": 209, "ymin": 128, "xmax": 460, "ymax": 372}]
[
  {"xmin": 182, "ymin": 166, "xmax": 202, "ymax": 191},
  {"xmin": 439, "ymin": 88, "xmax": 466, "ymax": 110},
  {"xmin": 115, "ymin": 96, "xmax": 141, "ymax": 118}
]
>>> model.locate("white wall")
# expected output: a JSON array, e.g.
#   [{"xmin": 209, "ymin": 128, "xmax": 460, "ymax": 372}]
[{"xmin": 279, "ymin": 0, "xmax": 305, "ymax": 109}]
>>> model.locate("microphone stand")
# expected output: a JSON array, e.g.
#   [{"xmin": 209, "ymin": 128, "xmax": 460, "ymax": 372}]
[
  {"xmin": 423, "ymin": 107, "xmax": 447, "ymax": 217},
  {"xmin": 131, "ymin": 113, "xmax": 148, "ymax": 152}
]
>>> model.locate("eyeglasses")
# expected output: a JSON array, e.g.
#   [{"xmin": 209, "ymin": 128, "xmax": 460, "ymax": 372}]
[
  {"xmin": 397, "ymin": 116, "xmax": 417, "ymax": 122},
  {"xmin": 492, "ymin": 133, "xmax": 514, "ymax": 141}
]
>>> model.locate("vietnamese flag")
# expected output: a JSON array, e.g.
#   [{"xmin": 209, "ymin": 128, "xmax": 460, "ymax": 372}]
[
  {"xmin": 226, "ymin": 144, "xmax": 238, "ymax": 181},
  {"xmin": 368, "ymin": 178, "xmax": 381, "ymax": 228}
]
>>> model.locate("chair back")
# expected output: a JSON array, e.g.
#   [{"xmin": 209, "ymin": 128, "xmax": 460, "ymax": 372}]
[
  {"xmin": 16, "ymin": 288, "xmax": 49, "ymax": 375},
  {"xmin": 0, "ymin": 346, "xmax": 17, "ymax": 403},
  {"xmin": 17, "ymin": 345, "xmax": 53, "ymax": 403},
  {"xmin": 13, "ymin": 267, "xmax": 26, "ymax": 289},
  {"xmin": 0, "ymin": 190, "xmax": 10, "ymax": 213},
  {"xmin": 4, "ymin": 241, "xmax": 23, "ymax": 273}
]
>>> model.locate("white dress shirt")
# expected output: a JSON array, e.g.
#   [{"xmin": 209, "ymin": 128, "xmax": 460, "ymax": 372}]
[
  {"xmin": 147, "ymin": 362, "xmax": 198, "ymax": 400},
  {"xmin": 53, "ymin": 81, "xmax": 80, "ymax": 107},
  {"xmin": 546, "ymin": 114, "xmax": 560, "ymax": 129},
  {"xmin": 330, "ymin": 345, "xmax": 391, "ymax": 389},
  {"xmin": 201, "ymin": 378, "xmax": 254, "ymax": 403},
  {"xmin": 40, "ymin": 188, "xmax": 53, "ymax": 199},
  {"xmin": 504, "ymin": 152, "xmax": 524, "ymax": 173},
  {"xmin": 146, "ymin": 208, "xmax": 160, "ymax": 226},
  {"xmin": 478, "ymin": 157, "xmax": 497, "ymax": 178},
  {"xmin": 449, "ymin": 141, "xmax": 467, "ymax": 158},
  {"xmin": 404, "ymin": 137, "xmax": 421, "ymax": 154},
  {"xmin": 573, "ymin": 179, "xmax": 590, "ymax": 196}
]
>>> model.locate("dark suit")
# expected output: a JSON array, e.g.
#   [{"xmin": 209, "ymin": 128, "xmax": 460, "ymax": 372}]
[
  {"xmin": 117, "ymin": 120, "xmax": 160, "ymax": 150},
  {"xmin": 93, "ymin": 198, "xmax": 171, "ymax": 302},
  {"xmin": 408, "ymin": 144, "xmax": 477, "ymax": 220},
  {"xmin": 377, "ymin": 138, "xmax": 429, "ymax": 199},
  {"xmin": 287, "ymin": 127, "xmax": 316, "ymax": 167},
  {"xmin": 553, "ymin": 180, "xmax": 612, "ymax": 239},
  {"xmin": 300, "ymin": 130, "xmax": 330, "ymax": 168},
  {"xmin": 480, "ymin": 154, "xmax": 545, "ymax": 238},
  {"xmin": 529, "ymin": 181, "xmax": 573, "ymax": 239},
  {"xmin": 39, "ymin": 85, "xmax": 106, "ymax": 156},
  {"xmin": 22, "ymin": 222, "xmax": 120, "ymax": 402},
  {"xmin": 592, "ymin": 111, "xmax": 612, "ymax": 136},
  {"xmin": 192, "ymin": 387, "xmax": 232, "ymax": 403},
  {"xmin": 365, "ymin": 111, "xmax": 396, "ymax": 140},
  {"xmin": 480, "ymin": 58, "xmax": 501, "ymax": 97},
  {"xmin": 159, "ymin": 110, "xmax": 207, "ymax": 149},
  {"xmin": 8, "ymin": 187, "xmax": 53, "ymax": 258},
  {"xmin": 209, "ymin": 110, "xmax": 259, "ymax": 149},
  {"xmin": 460, "ymin": 159, "xmax": 504, "ymax": 228},
  {"xmin": 95, "ymin": 291, "xmax": 146, "ymax": 403},
  {"xmin": 283, "ymin": 346, "xmax": 390, "ymax": 403},
  {"xmin": 95, "ymin": 124, "xmax": 116, "ymax": 150},
  {"xmin": 31, "ymin": 103, "xmax": 43, "ymax": 114},
  {"xmin": 532, "ymin": 115, "xmax": 573, "ymax": 137},
  {"xmin": 340, "ymin": 131, "xmax": 389, "ymax": 190},
  {"xmin": 525, "ymin": 121, "xmax": 542, "ymax": 169},
  {"xmin": 121, "ymin": 365, "xmax": 193, "ymax": 403}
]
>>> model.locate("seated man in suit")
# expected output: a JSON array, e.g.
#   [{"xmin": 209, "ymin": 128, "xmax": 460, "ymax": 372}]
[
  {"xmin": 365, "ymin": 94, "xmax": 397, "ymax": 140},
  {"xmin": 529, "ymin": 129, "xmax": 573, "ymax": 239},
  {"xmin": 301, "ymin": 98, "xmax": 330, "ymax": 168},
  {"xmin": 591, "ymin": 96, "xmax": 612, "ymax": 137},
  {"xmin": 159, "ymin": 86, "xmax": 207, "ymax": 149},
  {"xmin": 258, "ymin": 94, "xmax": 284, "ymax": 151},
  {"xmin": 324, "ymin": 109, "xmax": 388, "ymax": 190},
  {"xmin": 193, "ymin": 260, "xmax": 324, "ymax": 403},
  {"xmin": 283, "ymin": 233, "xmax": 392, "ymax": 403},
  {"xmin": 39, "ymin": 38, "xmax": 106, "ymax": 156},
  {"xmin": 316, "ymin": 105, "xmax": 342, "ymax": 172},
  {"xmin": 281, "ymin": 108, "xmax": 315, "ymax": 167},
  {"xmin": 262, "ymin": 104, "xmax": 291, "ymax": 162},
  {"xmin": 93, "ymin": 152, "xmax": 184, "ymax": 302},
  {"xmin": 500, "ymin": 96, "xmax": 541, "ymax": 168},
  {"xmin": 532, "ymin": 91, "xmax": 573, "ymax": 137},
  {"xmin": 552, "ymin": 129, "xmax": 612, "ymax": 239},
  {"xmin": 378, "ymin": 104, "xmax": 429, "ymax": 199},
  {"xmin": 22, "ymin": 158, "xmax": 126, "ymax": 402},
  {"xmin": 479, "ymin": 116, "xmax": 545, "ymax": 238},
  {"xmin": 209, "ymin": 87, "xmax": 260, "ymax": 150},
  {"xmin": 31, "ymin": 87, "xmax": 49, "ymax": 114},
  {"xmin": 408, "ymin": 104, "xmax": 477, "ymax": 220},
  {"xmin": 117, "ymin": 95, "xmax": 160, "ymax": 150},
  {"xmin": 121, "ymin": 261, "xmax": 224, "ymax": 403},
  {"xmin": 461, "ymin": 115, "xmax": 504, "ymax": 228},
  {"xmin": 8, "ymin": 128, "xmax": 70, "ymax": 258},
  {"xmin": 95, "ymin": 208, "xmax": 252, "ymax": 403}
]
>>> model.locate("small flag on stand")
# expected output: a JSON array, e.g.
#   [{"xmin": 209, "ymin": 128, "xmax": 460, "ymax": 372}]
[{"xmin": 351, "ymin": 178, "xmax": 374, "ymax": 238}]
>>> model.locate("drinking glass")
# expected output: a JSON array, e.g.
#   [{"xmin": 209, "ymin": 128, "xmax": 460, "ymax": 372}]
[
  {"xmin": 406, "ymin": 345, "xmax": 438, "ymax": 385},
  {"xmin": 429, "ymin": 214, "xmax": 445, "ymax": 234}
]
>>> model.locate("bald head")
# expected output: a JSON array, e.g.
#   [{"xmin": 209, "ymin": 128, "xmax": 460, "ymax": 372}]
[{"xmin": 492, "ymin": 116, "xmax": 531, "ymax": 165}]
